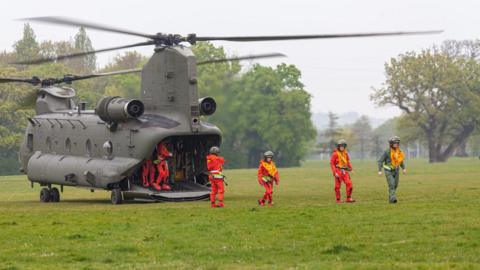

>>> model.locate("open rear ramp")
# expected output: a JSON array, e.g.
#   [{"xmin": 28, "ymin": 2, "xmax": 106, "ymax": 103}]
[{"xmin": 124, "ymin": 181, "xmax": 210, "ymax": 202}]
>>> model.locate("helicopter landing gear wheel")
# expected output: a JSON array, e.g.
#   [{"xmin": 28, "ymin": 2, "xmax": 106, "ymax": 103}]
[
  {"xmin": 50, "ymin": 187, "xmax": 60, "ymax": 202},
  {"xmin": 40, "ymin": 188, "xmax": 51, "ymax": 203},
  {"xmin": 111, "ymin": 188, "xmax": 123, "ymax": 205}
]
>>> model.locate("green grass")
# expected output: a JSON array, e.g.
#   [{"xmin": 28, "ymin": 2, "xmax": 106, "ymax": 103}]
[{"xmin": 0, "ymin": 158, "xmax": 479, "ymax": 270}]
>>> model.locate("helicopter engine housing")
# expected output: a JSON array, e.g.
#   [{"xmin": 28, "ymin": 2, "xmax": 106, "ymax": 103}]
[{"xmin": 95, "ymin": 96, "xmax": 145, "ymax": 123}]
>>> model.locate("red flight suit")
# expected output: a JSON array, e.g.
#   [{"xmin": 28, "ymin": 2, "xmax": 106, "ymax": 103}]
[
  {"xmin": 330, "ymin": 149, "xmax": 353, "ymax": 201},
  {"xmin": 153, "ymin": 143, "xmax": 172, "ymax": 191},
  {"xmin": 257, "ymin": 160, "xmax": 279, "ymax": 206},
  {"xmin": 206, "ymin": 154, "xmax": 225, "ymax": 207}
]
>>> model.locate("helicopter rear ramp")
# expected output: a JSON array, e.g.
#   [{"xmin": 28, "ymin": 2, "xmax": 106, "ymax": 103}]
[{"xmin": 124, "ymin": 181, "xmax": 210, "ymax": 202}]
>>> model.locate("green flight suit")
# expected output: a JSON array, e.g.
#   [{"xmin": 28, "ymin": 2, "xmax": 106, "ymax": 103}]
[{"xmin": 377, "ymin": 148, "xmax": 405, "ymax": 202}]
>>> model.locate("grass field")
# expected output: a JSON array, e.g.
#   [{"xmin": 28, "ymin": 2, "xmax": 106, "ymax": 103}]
[{"xmin": 0, "ymin": 159, "xmax": 479, "ymax": 270}]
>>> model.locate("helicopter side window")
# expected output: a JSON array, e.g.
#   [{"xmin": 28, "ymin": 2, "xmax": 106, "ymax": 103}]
[
  {"xmin": 103, "ymin": 141, "xmax": 113, "ymax": 156},
  {"xmin": 65, "ymin": 138, "xmax": 72, "ymax": 153},
  {"xmin": 27, "ymin": 134, "xmax": 33, "ymax": 152},
  {"xmin": 86, "ymin": 139, "xmax": 92, "ymax": 157},
  {"xmin": 46, "ymin": 137, "xmax": 52, "ymax": 152}
]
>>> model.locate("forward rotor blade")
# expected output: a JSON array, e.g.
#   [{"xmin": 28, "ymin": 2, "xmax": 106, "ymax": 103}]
[
  {"xmin": 11, "ymin": 41, "xmax": 155, "ymax": 65},
  {"xmin": 197, "ymin": 53, "xmax": 286, "ymax": 65},
  {"xmin": 65, "ymin": 68, "xmax": 142, "ymax": 83},
  {"xmin": 195, "ymin": 30, "xmax": 443, "ymax": 42},
  {"xmin": 0, "ymin": 77, "xmax": 41, "ymax": 85},
  {"xmin": 20, "ymin": 16, "xmax": 156, "ymax": 39}
]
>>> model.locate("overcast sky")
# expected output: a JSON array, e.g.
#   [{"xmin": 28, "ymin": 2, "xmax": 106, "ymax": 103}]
[{"xmin": 1, "ymin": 0, "xmax": 479, "ymax": 118}]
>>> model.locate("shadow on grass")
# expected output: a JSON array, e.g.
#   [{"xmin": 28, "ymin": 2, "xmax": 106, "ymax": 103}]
[
  {"xmin": 322, "ymin": 244, "xmax": 356, "ymax": 254},
  {"xmin": 0, "ymin": 199, "xmax": 111, "ymax": 206},
  {"xmin": 0, "ymin": 221, "xmax": 17, "ymax": 226},
  {"xmin": 66, "ymin": 233, "xmax": 87, "ymax": 240},
  {"xmin": 1, "ymin": 266, "xmax": 19, "ymax": 270},
  {"xmin": 60, "ymin": 199, "xmax": 160, "ymax": 205},
  {"xmin": 113, "ymin": 246, "xmax": 139, "ymax": 253}
]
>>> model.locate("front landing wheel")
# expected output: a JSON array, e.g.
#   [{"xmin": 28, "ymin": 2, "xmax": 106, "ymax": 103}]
[
  {"xmin": 50, "ymin": 187, "xmax": 60, "ymax": 202},
  {"xmin": 111, "ymin": 188, "xmax": 123, "ymax": 205},
  {"xmin": 40, "ymin": 188, "xmax": 51, "ymax": 203}
]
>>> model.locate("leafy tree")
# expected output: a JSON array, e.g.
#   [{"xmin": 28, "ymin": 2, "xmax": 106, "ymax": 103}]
[
  {"xmin": 468, "ymin": 133, "xmax": 480, "ymax": 157},
  {"xmin": 0, "ymin": 50, "xmax": 16, "ymax": 67},
  {"xmin": 102, "ymin": 74, "xmax": 141, "ymax": 99},
  {"xmin": 372, "ymin": 46, "xmax": 480, "ymax": 162},
  {"xmin": 72, "ymin": 27, "xmax": 96, "ymax": 73},
  {"xmin": 193, "ymin": 42, "xmax": 241, "ymax": 99},
  {"xmin": 324, "ymin": 112, "xmax": 342, "ymax": 151},
  {"xmin": 96, "ymin": 52, "xmax": 148, "ymax": 101},
  {"xmin": 224, "ymin": 64, "xmax": 316, "ymax": 167},
  {"xmin": 39, "ymin": 40, "xmax": 76, "ymax": 68},
  {"xmin": 0, "ymin": 66, "xmax": 37, "ymax": 174},
  {"xmin": 351, "ymin": 115, "xmax": 372, "ymax": 159},
  {"xmin": 13, "ymin": 23, "xmax": 40, "ymax": 65},
  {"xmin": 371, "ymin": 118, "xmax": 396, "ymax": 157},
  {"xmin": 441, "ymin": 39, "xmax": 480, "ymax": 60},
  {"xmin": 193, "ymin": 43, "xmax": 316, "ymax": 167},
  {"xmin": 104, "ymin": 51, "xmax": 147, "ymax": 71}
]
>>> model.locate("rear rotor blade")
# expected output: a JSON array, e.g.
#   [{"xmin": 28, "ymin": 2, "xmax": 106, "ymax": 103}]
[
  {"xmin": 20, "ymin": 16, "xmax": 156, "ymax": 39},
  {"xmin": 195, "ymin": 30, "xmax": 443, "ymax": 42},
  {"xmin": 197, "ymin": 53, "xmax": 286, "ymax": 65},
  {"xmin": 11, "ymin": 41, "xmax": 155, "ymax": 65}
]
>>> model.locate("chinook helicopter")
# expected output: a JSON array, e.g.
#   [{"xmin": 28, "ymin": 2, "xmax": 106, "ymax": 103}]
[{"xmin": 0, "ymin": 16, "xmax": 441, "ymax": 204}]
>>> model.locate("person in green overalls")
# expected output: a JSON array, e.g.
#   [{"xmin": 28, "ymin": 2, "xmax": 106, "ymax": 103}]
[{"xmin": 377, "ymin": 136, "xmax": 407, "ymax": 203}]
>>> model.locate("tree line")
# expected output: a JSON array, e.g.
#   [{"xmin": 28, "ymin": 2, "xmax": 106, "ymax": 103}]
[{"xmin": 314, "ymin": 109, "xmax": 480, "ymax": 161}]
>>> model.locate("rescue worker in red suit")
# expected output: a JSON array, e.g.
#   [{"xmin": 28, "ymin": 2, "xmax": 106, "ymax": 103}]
[
  {"xmin": 330, "ymin": 139, "xmax": 355, "ymax": 203},
  {"xmin": 206, "ymin": 146, "xmax": 226, "ymax": 208},
  {"xmin": 152, "ymin": 142, "xmax": 172, "ymax": 191},
  {"xmin": 141, "ymin": 159, "xmax": 155, "ymax": 187},
  {"xmin": 257, "ymin": 151, "xmax": 279, "ymax": 206}
]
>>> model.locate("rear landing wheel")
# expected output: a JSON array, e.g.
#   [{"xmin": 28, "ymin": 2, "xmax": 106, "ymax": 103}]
[
  {"xmin": 50, "ymin": 187, "xmax": 60, "ymax": 202},
  {"xmin": 111, "ymin": 188, "xmax": 123, "ymax": 205},
  {"xmin": 40, "ymin": 188, "xmax": 51, "ymax": 203}
]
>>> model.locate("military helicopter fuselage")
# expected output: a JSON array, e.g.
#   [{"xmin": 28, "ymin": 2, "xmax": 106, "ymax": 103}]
[{"xmin": 19, "ymin": 47, "xmax": 221, "ymax": 203}]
